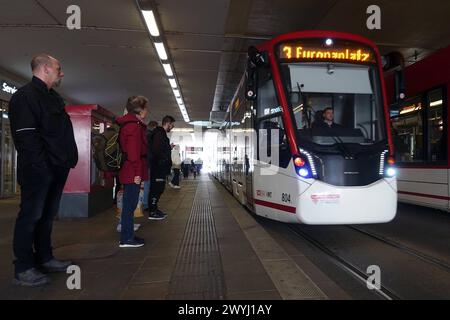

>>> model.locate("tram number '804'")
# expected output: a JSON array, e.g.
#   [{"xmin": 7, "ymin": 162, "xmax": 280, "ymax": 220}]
[{"xmin": 282, "ymin": 193, "xmax": 291, "ymax": 203}]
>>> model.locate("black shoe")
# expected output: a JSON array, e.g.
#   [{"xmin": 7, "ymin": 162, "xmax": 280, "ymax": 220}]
[
  {"xmin": 148, "ymin": 210, "xmax": 167, "ymax": 220},
  {"xmin": 119, "ymin": 237, "xmax": 145, "ymax": 248},
  {"xmin": 156, "ymin": 210, "xmax": 168, "ymax": 218},
  {"xmin": 13, "ymin": 268, "xmax": 50, "ymax": 287},
  {"xmin": 40, "ymin": 259, "xmax": 73, "ymax": 273}
]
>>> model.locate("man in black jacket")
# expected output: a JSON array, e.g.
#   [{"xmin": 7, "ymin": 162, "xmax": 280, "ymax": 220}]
[
  {"xmin": 315, "ymin": 107, "xmax": 343, "ymax": 128},
  {"xmin": 148, "ymin": 115, "xmax": 175, "ymax": 220},
  {"xmin": 8, "ymin": 54, "xmax": 78, "ymax": 286}
]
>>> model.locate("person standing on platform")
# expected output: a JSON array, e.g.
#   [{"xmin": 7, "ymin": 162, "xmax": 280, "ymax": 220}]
[
  {"xmin": 169, "ymin": 144, "xmax": 181, "ymax": 189},
  {"xmin": 182, "ymin": 157, "xmax": 191, "ymax": 178},
  {"xmin": 148, "ymin": 115, "xmax": 175, "ymax": 220},
  {"xmin": 142, "ymin": 120, "xmax": 158, "ymax": 212},
  {"xmin": 191, "ymin": 159, "xmax": 197, "ymax": 179},
  {"xmin": 116, "ymin": 96, "xmax": 149, "ymax": 248},
  {"xmin": 8, "ymin": 54, "xmax": 78, "ymax": 286}
]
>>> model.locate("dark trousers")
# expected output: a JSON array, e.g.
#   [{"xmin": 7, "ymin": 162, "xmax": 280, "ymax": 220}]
[
  {"xmin": 182, "ymin": 164, "xmax": 189, "ymax": 178},
  {"xmin": 171, "ymin": 168, "xmax": 180, "ymax": 186},
  {"xmin": 13, "ymin": 163, "xmax": 70, "ymax": 274},
  {"xmin": 120, "ymin": 183, "xmax": 140, "ymax": 242},
  {"xmin": 149, "ymin": 165, "xmax": 166, "ymax": 213}
]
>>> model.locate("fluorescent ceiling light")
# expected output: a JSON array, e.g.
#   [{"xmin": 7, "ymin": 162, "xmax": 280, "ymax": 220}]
[
  {"xmin": 169, "ymin": 78, "xmax": 177, "ymax": 88},
  {"xmin": 163, "ymin": 63, "xmax": 173, "ymax": 77},
  {"xmin": 430, "ymin": 100, "xmax": 443, "ymax": 107},
  {"xmin": 142, "ymin": 10, "xmax": 159, "ymax": 37},
  {"xmin": 155, "ymin": 42, "xmax": 168, "ymax": 60},
  {"xmin": 142, "ymin": 9, "xmax": 190, "ymax": 123}
]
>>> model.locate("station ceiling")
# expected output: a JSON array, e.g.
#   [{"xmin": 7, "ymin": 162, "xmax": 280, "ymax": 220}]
[{"xmin": 0, "ymin": 0, "xmax": 449, "ymax": 127}]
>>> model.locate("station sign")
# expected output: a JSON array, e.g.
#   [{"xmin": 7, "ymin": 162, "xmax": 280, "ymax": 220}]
[{"xmin": 1, "ymin": 80, "xmax": 18, "ymax": 95}]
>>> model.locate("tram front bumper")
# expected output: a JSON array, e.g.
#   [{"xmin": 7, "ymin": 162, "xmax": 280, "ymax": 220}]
[{"xmin": 297, "ymin": 178, "xmax": 397, "ymax": 225}]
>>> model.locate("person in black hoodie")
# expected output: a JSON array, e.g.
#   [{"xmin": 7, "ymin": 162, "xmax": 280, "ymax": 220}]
[
  {"xmin": 8, "ymin": 54, "xmax": 78, "ymax": 286},
  {"xmin": 148, "ymin": 115, "xmax": 175, "ymax": 220}
]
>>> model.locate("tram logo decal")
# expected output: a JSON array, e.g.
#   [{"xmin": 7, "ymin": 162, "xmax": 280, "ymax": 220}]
[
  {"xmin": 311, "ymin": 193, "xmax": 340, "ymax": 205},
  {"xmin": 256, "ymin": 190, "xmax": 272, "ymax": 198}
]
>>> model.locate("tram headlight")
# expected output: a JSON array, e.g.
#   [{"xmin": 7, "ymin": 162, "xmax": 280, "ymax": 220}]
[
  {"xmin": 386, "ymin": 167, "xmax": 396, "ymax": 177},
  {"xmin": 298, "ymin": 168, "xmax": 310, "ymax": 178}
]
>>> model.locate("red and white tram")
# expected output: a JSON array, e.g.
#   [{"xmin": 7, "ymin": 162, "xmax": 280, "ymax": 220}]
[
  {"xmin": 212, "ymin": 30, "xmax": 397, "ymax": 224},
  {"xmin": 387, "ymin": 45, "xmax": 450, "ymax": 211}
]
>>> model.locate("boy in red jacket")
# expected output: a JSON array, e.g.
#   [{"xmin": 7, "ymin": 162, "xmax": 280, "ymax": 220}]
[{"xmin": 116, "ymin": 96, "xmax": 149, "ymax": 248}]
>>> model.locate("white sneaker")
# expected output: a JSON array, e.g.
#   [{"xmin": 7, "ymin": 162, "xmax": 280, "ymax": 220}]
[
  {"xmin": 116, "ymin": 224, "xmax": 141, "ymax": 233},
  {"xmin": 173, "ymin": 185, "xmax": 181, "ymax": 189},
  {"xmin": 168, "ymin": 182, "xmax": 175, "ymax": 188}
]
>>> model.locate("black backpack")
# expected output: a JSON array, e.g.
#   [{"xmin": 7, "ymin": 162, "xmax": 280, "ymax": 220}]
[{"xmin": 92, "ymin": 122, "xmax": 135, "ymax": 172}]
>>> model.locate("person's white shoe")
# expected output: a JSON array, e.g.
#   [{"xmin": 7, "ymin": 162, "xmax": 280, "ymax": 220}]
[
  {"xmin": 173, "ymin": 185, "xmax": 181, "ymax": 189},
  {"xmin": 117, "ymin": 224, "xmax": 141, "ymax": 233},
  {"xmin": 168, "ymin": 182, "xmax": 175, "ymax": 188}
]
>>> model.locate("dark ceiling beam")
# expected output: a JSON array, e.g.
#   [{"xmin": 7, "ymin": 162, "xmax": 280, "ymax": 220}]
[
  {"xmin": 0, "ymin": 24, "xmax": 146, "ymax": 33},
  {"xmin": 171, "ymin": 48, "xmax": 246, "ymax": 55},
  {"xmin": 34, "ymin": 0, "xmax": 62, "ymax": 25},
  {"xmin": 165, "ymin": 30, "xmax": 271, "ymax": 40}
]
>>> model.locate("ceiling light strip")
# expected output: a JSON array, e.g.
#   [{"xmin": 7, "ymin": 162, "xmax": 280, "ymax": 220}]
[{"xmin": 140, "ymin": 7, "xmax": 190, "ymax": 123}]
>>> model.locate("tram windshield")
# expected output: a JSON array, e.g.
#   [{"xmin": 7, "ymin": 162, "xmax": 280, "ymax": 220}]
[{"xmin": 280, "ymin": 61, "xmax": 387, "ymax": 151}]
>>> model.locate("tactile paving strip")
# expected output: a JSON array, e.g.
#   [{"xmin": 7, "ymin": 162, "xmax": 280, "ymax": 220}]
[{"xmin": 167, "ymin": 184, "xmax": 225, "ymax": 299}]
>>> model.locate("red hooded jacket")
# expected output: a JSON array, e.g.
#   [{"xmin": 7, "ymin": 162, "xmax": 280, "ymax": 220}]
[{"xmin": 116, "ymin": 113, "xmax": 149, "ymax": 184}]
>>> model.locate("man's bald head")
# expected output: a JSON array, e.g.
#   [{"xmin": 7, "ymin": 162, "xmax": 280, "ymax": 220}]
[
  {"xmin": 30, "ymin": 54, "xmax": 64, "ymax": 89},
  {"xmin": 31, "ymin": 54, "xmax": 56, "ymax": 72}
]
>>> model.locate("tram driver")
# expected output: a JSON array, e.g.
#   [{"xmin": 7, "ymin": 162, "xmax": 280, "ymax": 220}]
[{"xmin": 314, "ymin": 107, "xmax": 343, "ymax": 129}]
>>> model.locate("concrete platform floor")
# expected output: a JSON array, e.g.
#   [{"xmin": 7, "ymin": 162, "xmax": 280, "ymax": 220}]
[{"xmin": 0, "ymin": 175, "xmax": 346, "ymax": 300}]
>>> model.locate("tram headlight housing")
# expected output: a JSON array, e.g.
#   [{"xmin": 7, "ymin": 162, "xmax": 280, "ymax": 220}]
[
  {"xmin": 385, "ymin": 156, "xmax": 396, "ymax": 177},
  {"xmin": 380, "ymin": 152, "xmax": 396, "ymax": 178},
  {"xmin": 293, "ymin": 155, "xmax": 314, "ymax": 179}
]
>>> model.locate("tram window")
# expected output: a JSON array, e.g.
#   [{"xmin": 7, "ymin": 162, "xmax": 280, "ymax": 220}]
[
  {"xmin": 391, "ymin": 96, "xmax": 424, "ymax": 163},
  {"xmin": 285, "ymin": 64, "xmax": 386, "ymax": 146},
  {"xmin": 257, "ymin": 67, "xmax": 279, "ymax": 118},
  {"xmin": 256, "ymin": 114, "xmax": 290, "ymax": 168},
  {"xmin": 427, "ymin": 88, "xmax": 446, "ymax": 162}
]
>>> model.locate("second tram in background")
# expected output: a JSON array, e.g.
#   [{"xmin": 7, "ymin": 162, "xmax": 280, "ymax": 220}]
[
  {"xmin": 212, "ymin": 30, "xmax": 397, "ymax": 224},
  {"xmin": 386, "ymin": 45, "xmax": 450, "ymax": 211}
]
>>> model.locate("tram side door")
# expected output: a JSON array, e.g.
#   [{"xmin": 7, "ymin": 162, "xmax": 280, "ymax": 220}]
[{"xmin": 244, "ymin": 103, "xmax": 255, "ymax": 211}]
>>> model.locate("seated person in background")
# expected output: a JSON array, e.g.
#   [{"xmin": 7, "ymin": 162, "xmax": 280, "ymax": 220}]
[{"xmin": 315, "ymin": 107, "xmax": 342, "ymax": 129}]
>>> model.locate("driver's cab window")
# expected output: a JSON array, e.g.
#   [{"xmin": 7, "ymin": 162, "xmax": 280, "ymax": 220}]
[
  {"xmin": 256, "ymin": 67, "xmax": 290, "ymax": 168},
  {"xmin": 287, "ymin": 64, "xmax": 385, "ymax": 146}
]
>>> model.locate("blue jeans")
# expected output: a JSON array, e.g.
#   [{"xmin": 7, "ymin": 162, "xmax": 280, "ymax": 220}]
[
  {"xmin": 121, "ymin": 183, "xmax": 140, "ymax": 242},
  {"xmin": 142, "ymin": 180, "xmax": 150, "ymax": 209}
]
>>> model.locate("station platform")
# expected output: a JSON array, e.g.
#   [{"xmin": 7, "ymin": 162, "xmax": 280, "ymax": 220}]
[{"xmin": 0, "ymin": 175, "xmax": 348, "ymax": 300}]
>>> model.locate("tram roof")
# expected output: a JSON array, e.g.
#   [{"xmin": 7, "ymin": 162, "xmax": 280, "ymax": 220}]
[{"xmin": 0, "ymin": 0, "xmax": 448, "ymax": 127}]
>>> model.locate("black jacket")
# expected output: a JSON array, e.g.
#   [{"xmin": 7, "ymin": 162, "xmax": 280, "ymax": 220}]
[
  {"xmin": 314, "ymin": 120, "xmax": 343, "ymax": 129},
  {"xmin": 8, "ymin": 76, "xmax": 78, "ymax": 169},
  {"xmin": 150, "ymin": 126, "xmax": 172, "ymax": 175}
]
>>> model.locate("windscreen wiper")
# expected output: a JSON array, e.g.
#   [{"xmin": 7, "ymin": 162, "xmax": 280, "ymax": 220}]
[{"xmin": 330, "ymin": 135, "xmax": 354, "ymax": 158}]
